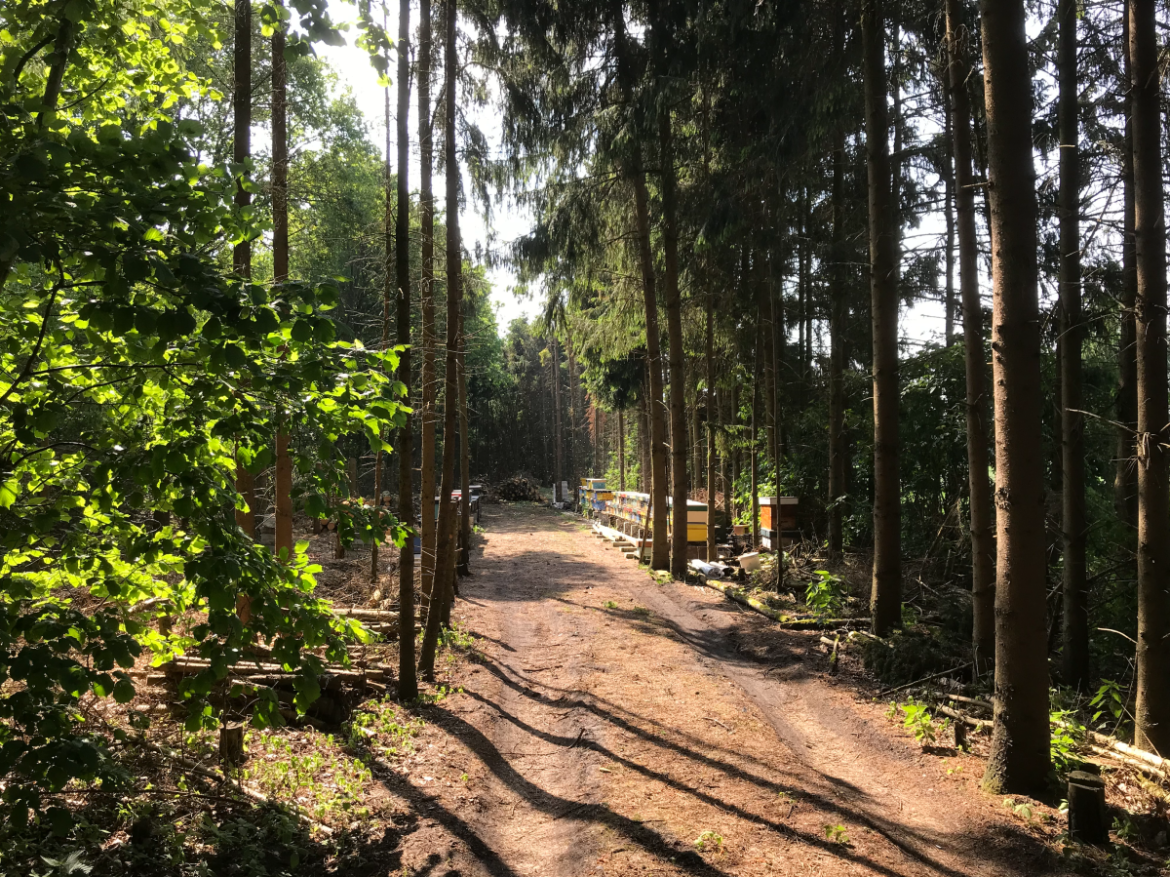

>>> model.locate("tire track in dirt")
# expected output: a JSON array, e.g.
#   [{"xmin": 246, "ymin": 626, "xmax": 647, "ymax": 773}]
[{"xmin": 426, "ymin": 504, "xmax": 1067, "ymax": 877}]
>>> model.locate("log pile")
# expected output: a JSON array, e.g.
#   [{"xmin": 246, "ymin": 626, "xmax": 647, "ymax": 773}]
[{"xmin": 491, "ymin": 475, "xmax": 544, "ymax": 503}]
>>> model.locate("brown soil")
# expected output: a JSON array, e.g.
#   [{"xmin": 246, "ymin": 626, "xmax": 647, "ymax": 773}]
[{"xmin": 381, "ymin": 502, "xmax": 1075, "ymax": 877}]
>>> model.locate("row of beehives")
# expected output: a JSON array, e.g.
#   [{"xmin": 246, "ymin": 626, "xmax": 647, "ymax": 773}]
[{"xmin": 577, "ymin": 478, "xmax": 798, "ymax": 551}]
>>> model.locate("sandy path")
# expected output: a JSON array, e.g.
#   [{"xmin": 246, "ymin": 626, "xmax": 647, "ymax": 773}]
[{"xmin": 398, "ymin": 503, "xmax": 1067, "ymax": 877}]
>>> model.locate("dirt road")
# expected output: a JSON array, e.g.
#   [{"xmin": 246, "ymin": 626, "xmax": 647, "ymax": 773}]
[{"xmin": 385, "ymin": 503, "xmax": 1067, "ymax": 877}]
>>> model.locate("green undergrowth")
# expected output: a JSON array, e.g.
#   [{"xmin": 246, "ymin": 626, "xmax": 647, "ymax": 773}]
[{"xmin": 0, "ymin": 771, "xmax": 348, "ymax": 877}]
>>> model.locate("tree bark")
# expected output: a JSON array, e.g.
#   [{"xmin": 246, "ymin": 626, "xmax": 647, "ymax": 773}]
[
  {"xmin": 373, "ymin": 29, "xmax": 392, "ymax": 585},
  {"xmin": 1115, "ymin": 10, "xmax": 1138, "ymax": 529},
  {"xmin": 863, "ymin": 0, "xmax": 901, "ymax": 635},
  {"xmin": 945, "ymin": 0, "xmax": 995, "ymax": 675},
  {"xmin": 659, "ymin": 104, "xmax": 689, "ymax": 580},
  {"xmin": 979, "ymin": 0, "xmax": 1051, "ymax": 793},
  {"xmin": 567, "ymin": 336, "xmax": 581, "ymax": 502},
  {"xmin": 551, "ymin": 334, "xmax": 563, "ymax": 501},
  {"xmin": 618, "ymin": 407, "xmax": 626, "ymax": 491},
  {"xmin": 272, "ymin": 17, "xmax": 293, "ymax": 562},
  {"xmin": 458, "ymin": 301, "xmax": 471, "ymax": 577},
  {"xmin": 419, "ymin": 0, "xmax": 461, "ymax": 682},
  {"xmin": 750, "ymin": 310, "xmax": 764, "ymax": 550},
  {"xmin": 944, "ymin": 95, "xmax": 956, "ymax": 348},
  {"xmin": 640, "ymin": 368, "xmax": 651, "ymax": 493},
  {"xmin": 1129, "ymin": 0, "xmax": 1170, "ymax": 755},
  {"xmin": 706, "ymin": 290, "xmax": 717, "ymax": 563},
  {"xmin": 395, "ymin": 0, "xmax": 418, "ymax": 702},
  {"xmin": 632, "ymin": 171, "xmax": 670, "ymax": 571},
  {"xmin": 1057, "ymin": 0, "xmax": 1087, "ymax": 691},
  {"xmin": 418, "ymin": 0, "xmax": 438, "ymax": 610},
  {"xmin": 233, "ymin": 0, "xmax": 256, "ymax": 547},
  {"xmin": 828, "ymin": 132, "xmax": 847, "ymax": 562}
]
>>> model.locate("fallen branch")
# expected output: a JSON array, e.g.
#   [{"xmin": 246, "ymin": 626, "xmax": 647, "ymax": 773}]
[
  {"xmin": 694, "ymin": 575, "xmax": 869, "ymax": 630},
  {"xmin": 945, "ymin": 693, "xmax": 993, "ymax": 712},
  {"xmin": 164, "ymin": 658, "xmax": 383, "ymax": 683},
  {"xmin": 1088, "ymin": 731, "xmax": 1167, "ymax": 773},
  {"xmin": 1087, "ymin": 744, "xmax": 1168, "ymax": 783},
  {"xmin": 936, "ymin": 704, "xmax": 990, "ymax": 732},
  {"xmin": 876, "ymin": 664, "xmax": 972, "ymax": 698}
]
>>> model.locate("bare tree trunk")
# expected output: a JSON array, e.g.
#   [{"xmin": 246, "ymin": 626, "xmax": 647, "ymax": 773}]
[
  {"xmin": 718, "ymin": 386, "xmax": 728, "ymax": 519},
  {"xmin": 658, "ymin": 104, "xmax": 689, "ymax": 580},
  {"xmin": 640, "ymin": 369, "xmax": 651, "ymax": 493},
  {"xmin": 706, "ymin": 291, "xmax": 717, "ymax": 563},
  {"xmin": 980, "ymin": 0, "xmax": 1051, "ymax": 793},
  {"xmin": 1129, "ymin": 0, "xmax": 1170, "ymax": 755},
  {"xmin": 863, "ymin": 0, "xmax": 901, "ymax": 634},
  {"xmin": 827, "ymin": 20, "xmax": 846, "ymax": 561},
  {"xmin": 418, "ymin": 0, "xmax": 438, "ymax": 611},
  {"xmin": 458, "ymin": 302, "xmax": 471, "ymax": 577},
  {"xmin": 945, "ymin": 0, "xmax": 995, "ymax": 674},
  {"xmin": 1115, "ymin": 10, "xmax": 1139, "ymax": 528},
  {"xmin": 618, "ymin": 408, "xmax": 626, "ymax": 491},
  {"xmin": 731, "ymin": 384, "xmax": 740, "ymax": 524},
  {"xmin": 944, "ymin": 94, "xmax": 956, "ymax": 348},
  {"xmin": 1057, "ymin": 0, "xmax": 1087, "ymax": 691},
  {"xmin": 551, "ymin": 334, "xmax": 563, "ymax": 502},
  {"xmin": 395, "ymin": 0, "xmax": 418, "ymax": 701},
  {"xmin": 567, "ymin": 336, "xmax": 581, "ymax": 503},
  {"xmin": 233, "ymin": 0, "xmax": 256, "ymax": 551},
  {"xmin": 632, "ymin": 171, "xmax": 670, "ymax": 571},
  {"xmin": 753, "ymin": 315, "xmax": 762, "ymax": 549},
  {"xmin": 419, "ymin": 0, "xmax": 461, "ymax": 682},
  {"xmin": 272, "ymin": 16, "xmax": 293, "ymax": 562},
  {"xmin": 373, "ymin": 30, "xmax": 392, "ymax": 585}
]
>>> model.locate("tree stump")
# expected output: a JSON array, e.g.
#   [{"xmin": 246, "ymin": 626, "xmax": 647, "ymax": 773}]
[
  {"xmin": 1067, "ymin": 770, "xmax": 1108, "ymax": 845},
  {"xmin": 954, "ymin": 721, "xmax": 967, "ymax": 751},
  {"xmin": 219, "ymin": 723, "xmax": 246, "ymax": 768}
]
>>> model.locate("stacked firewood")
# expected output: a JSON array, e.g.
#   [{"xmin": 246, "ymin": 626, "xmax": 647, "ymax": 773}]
[{"xmin": 491, "ymin": 475, "xmax": 544, "ymax": 502}]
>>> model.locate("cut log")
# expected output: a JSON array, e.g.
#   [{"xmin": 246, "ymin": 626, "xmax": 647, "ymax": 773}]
[
  {"xmin": 332, "ymin": 608, "xmax": 400, "ymax": 622},
  {"xmin": 1067, "ymin": 771, "xmax": 1108, "ymax": 845},
  {"xmin": 165, "ymin": 658, "xmax": 384, "ymax": 683}
]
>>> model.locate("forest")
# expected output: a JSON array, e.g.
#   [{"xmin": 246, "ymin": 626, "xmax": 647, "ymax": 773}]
[{"xmin": 2, "ymin": 0, "xmax": 1170, "ymax": 874}]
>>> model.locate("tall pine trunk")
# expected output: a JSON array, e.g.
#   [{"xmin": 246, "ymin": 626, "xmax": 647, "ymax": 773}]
[
  {"xmin": 863, "ymin": 0, "xmax": 901, "ymax": 634},
  {"xmin": 417, "ymin": 0, "xmax": 438, "ymax": 609},
  {"xmin": 706, "ymin": 291, "xmax": 716, "ymax": 563},
  {"xmin": 395, "ymin": 0, "xmax": 417, "ymax": 701},
  {"xmin": 945, "ymin": 0, "xmax": 995, "ymax": 673},
  {"xmin": 1057, "ymin": 0, "xmax": 1087, "ymax": 690},
  {"xmin": 419, "ymin": 0, "xmax": 461, "ymax": 682},
  {"xmin": 272, "ymin": 16, "xmax": 293, "ymax": 562},
  {"xmin": 551, "ymin": 334, "xmax": 563, "ymax": 501},
  {"xmin": 233, "ymin": 0, "xmax": 256, "ymax": 549},
  {"xmin": 1129, "ymin": 0, "xmax": 1170, "ymax": 755},
  {"xmin": 1115, "ymin": 11, "xmax": 1138, "ymax": 528},
  {"xmin": 980, "ymin": 0, "xmax": 1051, "ymax": 793},
  {"xmin": 943, "ymin": 97, "xmax": 956, "ymax": 347},
  {"xmin": 458, "ymin": 302, "xmax": 471, "ymax": 577},
  {"xmin": 659, "ymin": 106, "xmax": 689, "ymax": 580},
  {"xmin": 618, "ymin": 407, "xmax": 626, "ymax": 490},
  {"xmin": 828, "ymin": 132, "xmax": 847, "ymax": 561},
  {"xmin": 632, "ymin": 171, "xmax": 670, "ymax": 571},
  {"xmin": 373, "ymin": 32, "xmax": 392, "ymax": 584}
]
